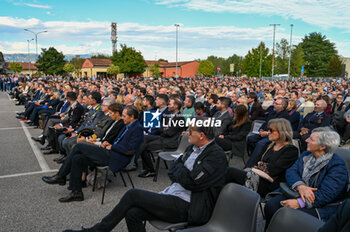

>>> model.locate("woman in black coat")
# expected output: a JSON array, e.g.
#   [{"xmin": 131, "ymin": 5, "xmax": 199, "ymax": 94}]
[
  {"xmin": 215, "ymin": 104, "xmax": 251, "ymax": 151},
  {"xmin": 225, "ymin": 118, "xmax": 299, "ymax": 197}
]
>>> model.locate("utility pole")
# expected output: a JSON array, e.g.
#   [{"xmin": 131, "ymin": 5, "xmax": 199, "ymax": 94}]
[
  {"xmin": 270, "ymin": 24, "xmax": 280, "ymax": 78},
  {"xmin": 288, "ymin": 24, "xmax": 294, "ymax": 79},
  {"xmin": 174, "ymin": 24, "xmax": 180, "ymax": 78},
  {"xmin": 259, "ymin": 43, "xmax": 262, "ymax": 78},
  {"xmin": 27, "ymin": 38, "xmax": 34, "ymax": 76}
]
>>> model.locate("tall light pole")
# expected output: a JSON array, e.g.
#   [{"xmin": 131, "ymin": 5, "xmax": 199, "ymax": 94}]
[
  {"xmin": 174, "ymin": 24, "xmax": 180, "ymax": 78},
  {"xmin": 27, "ymin": 38, "xmax": 34, "ymax": 76},
  {"xmin": 270, "ymin": 24, "xmax": 280, "ymax": 78},
  {"xmin": 24, "ymin": 29, "xmax": 48, "ymax": 57},
  {"xmin": 288, "ymin": 24, "xmax": 294, "ymax": 79}
]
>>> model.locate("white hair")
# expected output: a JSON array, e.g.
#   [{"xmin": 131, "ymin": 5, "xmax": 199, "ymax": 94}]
[{"xmin": 312, "ymin": 127, "xmax": 340, "ymax": 154}]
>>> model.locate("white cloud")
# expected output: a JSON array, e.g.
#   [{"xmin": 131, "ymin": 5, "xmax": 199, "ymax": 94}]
[
  {"xmin": 24, "ymin": 3, "xmax": 52, "ymax": 9},
  {"xmin": 0, "ymin": 16, "xmax": 349, "ymax": 60},
  {"xmin": 154, "ymin": 0, "xmax": 350, "ymax": 31}
]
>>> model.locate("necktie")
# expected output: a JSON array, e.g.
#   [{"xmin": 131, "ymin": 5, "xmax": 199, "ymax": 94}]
[{"xmin": 113, "ymin": 127, "xmax": 128, "ymax": 144}]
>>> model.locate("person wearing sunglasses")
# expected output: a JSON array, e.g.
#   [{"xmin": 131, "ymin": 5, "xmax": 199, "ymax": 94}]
[{"xmin": 225, "ymin": 118, "xmax": 298, "ymax": 197}]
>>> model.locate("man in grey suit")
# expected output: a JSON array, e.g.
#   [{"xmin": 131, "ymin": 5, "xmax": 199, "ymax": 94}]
[{"xmin": 213, "ymin": 97, "xmax": 232, "ymax": 137}]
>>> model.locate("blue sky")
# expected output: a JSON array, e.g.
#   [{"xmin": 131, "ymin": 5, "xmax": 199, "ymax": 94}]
[{"xmin": 1, "ymin": 0, "xmax": 350, "ymax": 61}]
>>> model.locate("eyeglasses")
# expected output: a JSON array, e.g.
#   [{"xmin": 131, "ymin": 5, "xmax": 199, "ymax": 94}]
[{"xmin": 268, "ymin": 128, "xmax": 277, "ymax": 133}]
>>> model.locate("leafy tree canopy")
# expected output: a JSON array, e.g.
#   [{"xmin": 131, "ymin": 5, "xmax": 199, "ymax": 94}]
[{"xmin": 36, "ymin": 47, "xmax": 66, "ymax": 75}]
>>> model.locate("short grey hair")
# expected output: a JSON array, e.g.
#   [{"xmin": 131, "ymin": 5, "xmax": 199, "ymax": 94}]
[
  {"xmin": 312, "ymin": 127, "xmax": 340, "ymax": 154},
  {"xmin": 317, "ymin": 99, "xmax": 327, "ymax": 109},
  {"xmin": 103, "ymin": 97, "xmax": 116, "ymax": 106}
]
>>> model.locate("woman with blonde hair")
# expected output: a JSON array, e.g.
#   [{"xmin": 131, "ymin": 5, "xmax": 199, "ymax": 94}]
[
  {"xmin": 116, "ymin": 94, "xmax": 124, "ymax": 105},
  {"xmin": 262, "ymin": 93, "xmax": 274, "ymax": 110},
  {"xmin": 226, "ymin": 118, "xmax": 299, "ymax": 197},
  {"xmin": 134, "ymin": 96, "xmax": 143, "ymax": 112}
]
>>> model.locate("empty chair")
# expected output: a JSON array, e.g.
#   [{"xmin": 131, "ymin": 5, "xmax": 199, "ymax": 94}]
[
  {"xmin": 178, "ymin": 183, "xmax": 260, "ymax": 232},
  {"xmin": 334, "ymin": 147, "xmax": 350, "ymax": 189},
  {"xmin": 153, "ymin": 133, "xmax": 190, "ymax": 182},
  {"xmin": 266, "ymin": 207, "xmax": 324, "ymax": 232}
]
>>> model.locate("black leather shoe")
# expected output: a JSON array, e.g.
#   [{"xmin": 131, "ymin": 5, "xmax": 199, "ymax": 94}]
[
  {"xmin": 138, "ymin": 170, "xmax": 156, "ymax": 178},
  {"xmin": 63, "ymin": 226, "xmax": 94, "ymax": 232},
  {"xmin": 54, "ymin": 155, "xmax": 66, "ymax": 164},
  {"xmin": 59, "ymin": 191, "xmax": 84, "ymax": 203},
  {"xmin": 32, "ymin": 136, "xmax": 45, "ymax": 144},
  {"xmin": 16, "ymin": 115, "xmax": 26, "ymax": 119},
  {"xmin": 43, "ymin": 149, "xmax": 59, "ymax": 155},
  {"xmin": 42, "ymin": 174, "xmax": 66, "ymax": 185},
  {"xmin": 40, "ymin": 146, "xmax": 51, "ymax": 151}
]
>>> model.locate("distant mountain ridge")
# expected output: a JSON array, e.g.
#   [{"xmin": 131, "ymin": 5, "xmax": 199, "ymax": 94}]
[{"xmin": 3, "ymin": 53, "xmax": 92, "ymax": 62}]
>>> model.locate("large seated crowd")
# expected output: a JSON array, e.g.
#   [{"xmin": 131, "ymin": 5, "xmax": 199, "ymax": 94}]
[{"xmin": 2, "ymin": 74, "xmax": 350, "ymax": 232}]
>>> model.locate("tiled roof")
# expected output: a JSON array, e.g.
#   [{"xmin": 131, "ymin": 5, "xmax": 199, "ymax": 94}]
[
  {"xmin": 5, "ymin": 62, "xmax": 37, "ymax": 70},
  {"xmin": 90, "ymin": 58, "xmax": 112, "ymax": 66}
]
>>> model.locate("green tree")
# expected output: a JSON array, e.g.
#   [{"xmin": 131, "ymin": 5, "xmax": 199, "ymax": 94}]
[
  {"xmin": 36, "ymin": 47, "xmax": 66, "ymax": 75},
  {"xmin": 149, "ymin": 63, "xmax": 161, "ymax": 78},
  {"xmin": 299, "ymin": 32, "xmax": 338, "ymax": 77},
  {"xmin": 225, "ymin": 54, "xmax": 243, "ymax": 76},
  {"xmin": 107, "ymin": 64, "xmax": 120, "ymax": 78},
  {"xmin": 207, "ymin": 56, "xmax": 226, "ymax": 75},
  {"xmin": 327, "ymin": 56, "xmax": 343, "ymax": 77},
  {"xmin": 111, "ymin": 44, "xmax": 146, "ymax": 77},
  {"xmin": 63, "ymin": 63, "xmax": 75, "ymax": 74},
  {"xmin": 70, "ymin": 56, "xmax": 85, "ymax": 78},
  {"xmin": 290, "ymin": 44, "xmax": 305, "ymax": 77},
  {"xmin": 242, "ymin": 42, "xmax": 272, "ymax": 77},
  {"xmin": 8, "ymin": 62, "xmax": 23, "ymax": 74},
  {"xmin": 158, "ymin": 58, "xmax": 168, "ymax": 62},
  {"xmin": 91, "ymin": 53, "xmax": 110, "ymax": 59},
  {"xmin": 198, "ymin": 60, "xmax": 215, "ymax": 76},
  {"xmin": 275, "ymin": 38, "xmax": 290, "ymax": 74}
]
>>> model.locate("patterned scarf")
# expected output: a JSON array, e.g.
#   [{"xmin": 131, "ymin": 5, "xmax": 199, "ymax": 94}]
[{"xmin": 302, "ymin": 152, "xmax": 333, "ymax": 186}]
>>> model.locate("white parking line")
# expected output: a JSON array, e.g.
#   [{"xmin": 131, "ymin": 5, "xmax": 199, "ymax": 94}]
[
  {"xmin": 0, "ymin": 169, "xmax": 58, "ymax": 179},
  {"xmin": 19, "ymin": 121, "xmax": 51, "ymax": 171},
  {"xmin": 0, "ymin": 127, "xmax": 23, "ymax": 130}
]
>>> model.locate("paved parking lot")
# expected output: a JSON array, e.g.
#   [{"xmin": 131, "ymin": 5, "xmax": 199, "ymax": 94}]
[{"xmin": 0, "ymin": 92, "xmax": 268, "ymax": 232}]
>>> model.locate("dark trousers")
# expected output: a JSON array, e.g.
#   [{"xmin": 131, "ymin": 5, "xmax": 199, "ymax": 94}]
[
  {"xmin": 43, "ymin": 117, "xmax": 60, "ymax": 137},
  {"xmin": 225, "ymin": 167, "xmax": 247, "ymax": 185},
  {"xmin": 246, "ymin": 136, "xmax": 269, "ymax": 167},
  {"xmin": 138, "ymin": 135, "xmax": 164, "ymax": 171},
  {"xmin": 91, "ymin": 189, "xmax": 190, "ymax": 232},
  {"xmin": 215, "ymin": 137, "xmax": 232, "ymax": 151},
  {"xmin": 264, "ymin": 194, "xmax": 318, "ymax": 230},
  {"xmin": 343, "ymin": 123, "xmax": 350, "ymax": 141},
  {"xmin": 58, "ymin": 143, "xmax": 110, "ymax": 191}
]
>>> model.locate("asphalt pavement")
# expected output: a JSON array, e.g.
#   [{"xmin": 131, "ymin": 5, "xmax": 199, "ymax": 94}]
[{"xmin": 0, "ymin": 92, "xmax": 266, "ymax": 232}]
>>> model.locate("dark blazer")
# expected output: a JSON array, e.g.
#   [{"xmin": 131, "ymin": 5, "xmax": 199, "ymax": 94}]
[
  {"xmin": 93, "ymin": 114, "xmax": 114, "ymax": 138},
  {"xmin": 288, "ymin": 110, "xmax": 301, "ymax": 131},
  {"xmin": 249, "ymin": 102, "xmax": 263, "ymax": 121},
  {"xmin": 261, "ymin": 110, "xmax": 291, "ymax": 131},
  {"xmin": 109, "ymin": 120, "xmax": 144, "ymax": 172},
  {"xmin": 102, "ymin": 119, "xmax": 125, "ymax": 144},
  {"xmin": 223, "ymin": 120, "xmax": 252, "ymax": 142},
  {"xmin": 77, "ymin": 105, "xmax": 105, "ymax": 133},
  {"xmin": 168, "ymin": 141, "xmax": 228, "ymax": 225},
  {"xmin": 213, "ymin": 111, "xmax": 232, "ymax": 137},
  {"xmin": 64, "ymin": 102, "xmax": 85, "ymax": 129},
  {"xmin": 298, "ymin": 111, "xmax": 331, "ymax": 132},
  {"xmin": 148, "ymin": 107, "xmax": 170, "ymax": 135},
  {"xmin": 286, "ymin": 151, "xmax": 348, "ymax": 221},
  {"xmin": 159, "ymin": 113, "xmax": 187, "ymax": 149}
]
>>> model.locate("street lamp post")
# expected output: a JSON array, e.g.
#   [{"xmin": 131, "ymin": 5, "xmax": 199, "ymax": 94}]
[
  {"xmin": 24, "ymin": 29, "xmax": 48, "ymax": 57},
  {"xmin": 27, "ymin": 38, "xmax": 34, "ymax": 76},
  {"xmin": 269, "ymin": 24, "xmax": 280, "ymax": 78},
  {"xmin": 288, "ymin": 24, "xmax": 294, "ymax": 79},
  {"xmin": 174, "ymin": 24, "xmax": 180, "ymax": 78}
]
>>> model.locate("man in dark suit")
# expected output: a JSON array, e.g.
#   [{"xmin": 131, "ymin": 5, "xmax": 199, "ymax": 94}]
[
  {"xmin": 43, "ymin": 92, "xmax": 85, "ymax": 154},
  {"xmin": 62, "ymin": 118, "xmax": 227, "ymax": 232},
  {"xmin": 146, "ymin": 94, "xmax": 169, "ymax": 135},
  {"xmin": 138, "ymin": 98, "xmax": 187, "ymax": 177},
  {"xmin": 297, "ymin": 99, "xmax": 331, "ymax": 150},
  {"xmin": 42, "ymin": 105, "xmax": 144, "ymax": 202},
  {"xmin": 213, "ymin": 97, "xmax": 232, "ymax": 137},
  {"xmin": 247, "ymin": 92, "xmax": 263, "ymax": 121}
]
